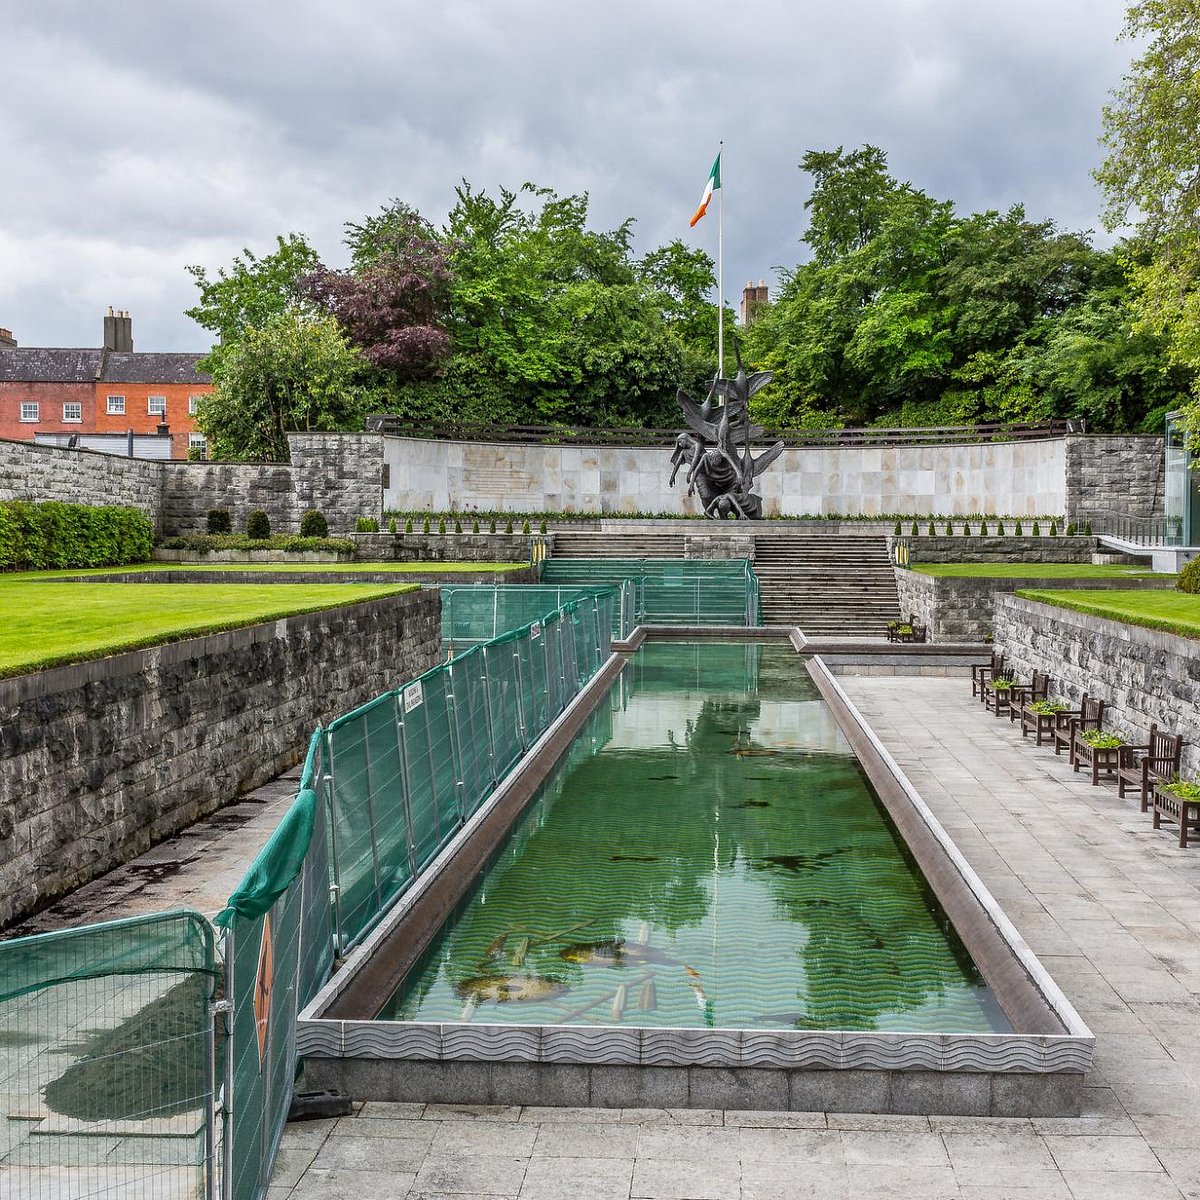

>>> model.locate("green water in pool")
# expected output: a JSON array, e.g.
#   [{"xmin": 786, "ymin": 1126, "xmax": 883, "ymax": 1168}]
[{"xmin": 377, "ymin": 641, "xmax": 1011, "ymax": 1033}]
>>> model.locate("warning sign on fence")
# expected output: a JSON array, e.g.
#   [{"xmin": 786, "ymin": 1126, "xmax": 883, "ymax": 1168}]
[{"xmin": 403, "ymin": 681, "xmax": 424, "ymax": 713}]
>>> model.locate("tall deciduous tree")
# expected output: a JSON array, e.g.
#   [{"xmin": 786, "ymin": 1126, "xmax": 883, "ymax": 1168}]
[
  {"xmin": 185, "ymin": 234, "xmax": 322, "ymax": 374},
  {"xmin": 1095, "ymin": 0, "xmax": 1200, "ymax": 433},
  {"xmin": 196, "ymin": 311, "xmax": 367, "ymax": 461}
]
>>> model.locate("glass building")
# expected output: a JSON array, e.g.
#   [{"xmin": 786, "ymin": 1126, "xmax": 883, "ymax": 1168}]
[{"xmin": 1165, "ymin": 412, "xmax": 1198, "ymax": 546}]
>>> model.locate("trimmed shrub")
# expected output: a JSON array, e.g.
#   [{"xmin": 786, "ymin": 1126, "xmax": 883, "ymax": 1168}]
[
  {"xmin": 979, "ymin": 521, "xmax": 988, "ymax": 536},
  {"xmin": 158, "ymin": 533, "xmax": 354, "ymax": 554},
  {"xmin": 1066, "ymin": 522, "xmax": 1077, "ymax": 536},
  {"xmin": 1084, "ymin": 522, "xmax": 1093, "ymax": 536},
  {"xmin": 0, "ymin": 501, "xmax": 153, "ymax": 570},
  {"xmin": 489, "ymin": 518, "xmax": 497, "ymax": 533},
  {"xmin": 926, "ymin": 520, "xmax": 935, "ymax": 535},
  {"xmin": 522, "ymin": 518, "xmax": 531, "ymax": 534},
  {"xmin": 207, "ymin": 509, "xmax": 232, "ymax": 534},
  {"xmin": 355, "ymin": 517, "xmax": 379, "ymax": 533},
  {"xmin": 423, "ymin": 517, "xmax": 431, "ymax": 533},
  {"xmin": 1014, "ymin": 520, "xmax": 1023, "ymax": 535},
  {"xmin": 246, "ymin": 510, "xmax": 271, "ymax": 539},
  {"xmin": 388, "ymin": 517, "xmax": 397, "ymax": 533},
  {"xmin": 910, "ymin": 521, "xmax": 919, "ymax": 536},
  {"xmin": 454, "ymin": 518, "xmax": 462, "ymax": 533},
  {"xmin": 299, "ymin": 510, "xmax": 328, "ymax": 538},
  {"xmin": 505, "ymin": 519, "xmax": 514, "ymax": 533},
  {"xmin": 1031, "ymin": 521, "xmax": 1041, "ymax": 536},
  {"xmin": 1049, "ymin": 521, "xmax": 1058, "ymax": 537},
  {"xmin": 893, "ymin": 520, "xmax": 902, "ymax": 536},
  {"xmin": 539, "ymin": 518, "xmax": 548, "ymax": 534},
  {"xmin": 472, "ymin": 519, "xmax": 480, "ymax": 533},
  {"xmin": 1177, "ymin": 557, "xmax": 1200, "ymax": 594},
  {"xmin": 405, "ymin": 518, "xmax": 413, "ymax": 533},
  {"xmin": 995, "ymin": 521, "xmax": 1005, "ymax": 535}
]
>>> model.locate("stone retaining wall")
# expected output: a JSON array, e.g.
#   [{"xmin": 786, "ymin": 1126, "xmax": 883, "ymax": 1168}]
[
  {"xmin": 1065, "ymin": 436, "xmax": 1164, "ymax": 525},
  {"xmin": 0, "ymin": 437, "xmax": 162, "ymax": 520},
  {"xmin": 353, "ymin": 532, "xmax": 541, "ymax": 562},
  {"xmin": 0, "ymin": 588, "xmax": 440, "ymax": 928},
  {"xmin": 895, "ymin": 569, "xmax": 1177, "ymax": 643},
  {"xmin": 896, "ymin": 536, "xmax": 1097, "ymax": 565},
  {"xmin": 994, "ymin": 594, "xmax": 1200, "ymax": 778}
]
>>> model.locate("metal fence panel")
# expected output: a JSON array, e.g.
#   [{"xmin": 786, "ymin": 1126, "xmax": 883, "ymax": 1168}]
[{"xmin": 0, "ymin": 910, "xmax": 217, "ymax": 1200}]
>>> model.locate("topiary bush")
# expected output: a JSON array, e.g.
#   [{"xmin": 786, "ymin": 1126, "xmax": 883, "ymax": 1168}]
[
  {"xmin": 1014, "ymin": 520, "xmax": 1023, "ymax": 535},
  {"xmin": 910, "ymin": 521, "xmax": 919, "ymax": 536},
  {"xmin": 207, "ymin": 508, "xmax": 232, "ymax": 534},
  {"xmin": 355, "ymin": 517, "xmax": 379, "ymax": 533},
  {"xmin": 893, "ymin": 520, "xmax": 902, "ymax": 536},
  {"xmin": 1032, "ymin": 521, "xmax": 1041, "ymax": 536},
  {"xmin": 405, "ymin": 518, "xmax": 413, "ymax": 533},
  {"xmin": 1177, "ymin": 557, "xmax": 1200, "ymax": 594},
  {"xmin": 299, "ymin": 510, "xmax": 328, "ymax": 538},
  {"xmin": 388, "ymin": 516, "xmax": 397, "ymax": 533},
  {"xmin": 246, "ymin": 510, "xmax": 271, "ymax": 539},
  {"xmin": 1049, "ymin": 521, "xmax": 1058, "ymax": 537}
]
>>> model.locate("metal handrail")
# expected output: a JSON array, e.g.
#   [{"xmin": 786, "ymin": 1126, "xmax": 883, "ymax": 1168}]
[{"xmin": 1090, "ymin": 509, "xmax": 1183, "ymax": 547}]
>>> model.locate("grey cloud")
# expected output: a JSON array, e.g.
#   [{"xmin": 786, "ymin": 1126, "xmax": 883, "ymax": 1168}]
[{"xmin": 2, "ymin": 0, "xmax": 1132, "ymax": 350}]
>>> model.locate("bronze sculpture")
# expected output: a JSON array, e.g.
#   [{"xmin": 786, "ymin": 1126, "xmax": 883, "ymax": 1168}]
[{"xmin": 670, "ymin": 349, "xmax": 784, "ymax": 519}]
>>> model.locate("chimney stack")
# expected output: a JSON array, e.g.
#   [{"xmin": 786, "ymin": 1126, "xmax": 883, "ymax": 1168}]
[
  {"xmin": 103, "ymin": 307, "xmax": 133, "ymax": 353},
  {"xmin": 740, "ymin": 279, "xmax": 769, "ymax": 326},
  {"xmin": 0, "ymin": 328, "xmax": 15, "ymax": 348}
]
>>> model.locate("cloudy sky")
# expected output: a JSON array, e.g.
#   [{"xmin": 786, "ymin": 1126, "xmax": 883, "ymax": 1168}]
[{"xmin": 1, "ymin": 0, "xmax": 1136, "ymax": 352}]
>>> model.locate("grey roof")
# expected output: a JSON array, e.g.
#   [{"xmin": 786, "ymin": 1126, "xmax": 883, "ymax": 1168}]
[
  {"xmin": 0, "ymin": 348, "xmax": 210, "ymax": 385},
  {"xmin": 0, "ymin": 348, "xmax": 101, "ymax": 382},
  {"xmin": 101, "ymin": 352, "xmax": 210, "ymax": 385}
]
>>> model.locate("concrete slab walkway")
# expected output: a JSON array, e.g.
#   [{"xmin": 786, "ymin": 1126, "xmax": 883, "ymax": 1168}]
[{"xmin": 272, "ymin": 674, "xmax": 1200, "ymax": 1199}]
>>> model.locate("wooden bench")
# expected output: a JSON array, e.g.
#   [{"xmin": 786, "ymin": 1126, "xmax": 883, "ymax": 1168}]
[
  {"xmin": 1007, "ymin": 670, "xmax": 1050, "ymax": 724},
  {"xmin": 972, "ymin": 651, "xmax": 1004, "ymax": 700},
  {"xmin": 1052, "ymin": 694, "xmax": 1103, "ymax": 758},
  {"xmin": 1117, "ymin": 725, "xmax": 1185, "ymax": 812},
  {"xmin": 982, "ymin": 670, "xmax": 1019, "ymax": 717}
]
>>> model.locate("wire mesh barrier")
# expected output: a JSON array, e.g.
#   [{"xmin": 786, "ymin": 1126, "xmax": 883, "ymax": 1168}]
[
  {"xmin": 440, "ymin": 583, "xmax": 635, "ymax": 651},
  {"xmin": 540, "ymin": 558, "xmax": 761, "ymax": 625},
  {"xmin": 322, "ymin": 589, "xmax": 615, "ymax": 953},
  {"xmin": 0, "ymin": 910, "xmax": 219, "ymax": 1200},
  {"xmin": 214, "ymin": 737, "xmax": 333, "ymax": 1200}
]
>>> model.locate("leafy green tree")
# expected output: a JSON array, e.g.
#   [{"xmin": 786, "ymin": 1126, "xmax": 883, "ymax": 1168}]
[
  {"xmin": 1096, "ymin": 0, "xmax": 1200, "ymax": 434},
  {"xmin": 196, "ymin": 311, "xmax": 368, "ymax": 461},
  {"xmin": 185, "ymin": 234, "xmax": 322, "ymax": 374}
]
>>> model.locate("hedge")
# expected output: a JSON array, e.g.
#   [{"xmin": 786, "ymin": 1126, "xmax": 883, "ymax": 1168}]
[
  {"xmin": 1178, "ymin": 557, "xmax": 1200, "ymax": 595},
  {"xmin": 0, "ymin": 501, "xmax": 154, "ymax": 570}
]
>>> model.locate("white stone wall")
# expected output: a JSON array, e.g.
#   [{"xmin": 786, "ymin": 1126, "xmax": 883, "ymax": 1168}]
[{"xmin": 384, "ymin": 436, "xmax": 1068, "ymax": 517}]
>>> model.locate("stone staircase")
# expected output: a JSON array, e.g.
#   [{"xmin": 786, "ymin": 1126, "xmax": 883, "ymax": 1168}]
[
  {"xmin": 752, "ymin": 535, "xmax": 900, "ymax": 636},
  {"xmin": 551, "ymin": 530, "xmax": 688, "ymax": 558}
]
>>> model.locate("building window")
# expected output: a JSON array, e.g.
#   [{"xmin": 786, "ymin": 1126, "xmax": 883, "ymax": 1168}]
[
  {"xmin": 20, "ymin": 402, "xmax": 39, "ymax": 422},
  {"xmin": 188, "ymin": 394, "xmax": 202, "ymax": 416},
  {"xmin": 148, "ymin": 395, "xmax": 167, "ymax": 416},
  {"xmin": 188, "ymin": 434, "xmax": 208, "ymax": 459},
  {"xmin": 107, "ymin": 394, "xmax": 125, "ymax": 415},
  {"xmin": 63, "ymin": 403, "xmax": 82, "ymax": 422}
]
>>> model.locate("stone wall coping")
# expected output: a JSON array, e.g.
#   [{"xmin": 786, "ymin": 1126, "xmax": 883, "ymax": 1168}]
[{"xmin": 0, "ymin": 590, "xmax": 421, "ymax": 704}]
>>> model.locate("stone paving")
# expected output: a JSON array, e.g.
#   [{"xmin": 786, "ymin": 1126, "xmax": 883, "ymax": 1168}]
[{"xmin": 271, "ymin": 674, "xmax": 1200, "ymax": 1199}]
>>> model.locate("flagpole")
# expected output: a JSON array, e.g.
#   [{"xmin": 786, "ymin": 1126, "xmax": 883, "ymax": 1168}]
[{"xmin": 717, "ymin": 140, "xmax": 724, "ymax": 379}]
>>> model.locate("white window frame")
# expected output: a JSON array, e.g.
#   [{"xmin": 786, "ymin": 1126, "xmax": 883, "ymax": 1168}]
[
  {"xmin": 107, "ymin": 394, "xmax": 125, "ymax": 415},
  {"xmin": 62, "ymin": 402, "xmax": 82, "ymax": 423},
  {"xmin": 148, "ymin": 395, "xmax": 167, "ymax": 416},
  {"xmin": 188, "ymin": 394, "xmax": 202, "ymax": 416},
  {"xmin": 19, "ymin": 402, "xmax": 39, "ymax": 422},
  {"xmin": 188, "ymin": 434, "xmax": 208, "ymax": 451}
]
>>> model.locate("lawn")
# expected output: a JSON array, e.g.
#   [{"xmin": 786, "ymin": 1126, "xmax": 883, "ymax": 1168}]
[
  {"xmin": 911, "ymin": 563, "xmax": 1163, "ymax": 579},
  {"xmin": 1014, "ymin": 589, "xmax": 1200, "ymax": 639},
  {"xmin": 0, "ymin": 579, "xmax": 419, "ymax": 677},
  {"xmin": 24, "ymin": 561, "xmax": 525, "ymax": 579}
]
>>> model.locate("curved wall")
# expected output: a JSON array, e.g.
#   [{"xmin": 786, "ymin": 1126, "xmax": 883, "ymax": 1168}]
[{"xmin": 383, "ymin": 435, "xmax": 1068, "ymax": 517}]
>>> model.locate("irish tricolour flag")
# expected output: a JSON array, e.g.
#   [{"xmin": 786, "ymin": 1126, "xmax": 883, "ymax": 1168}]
[{"xmin": 689, "ymin": 151, "xmax": 721, "ymax": 227}]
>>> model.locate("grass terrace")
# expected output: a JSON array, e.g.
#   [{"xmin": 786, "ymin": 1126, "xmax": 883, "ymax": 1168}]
[
  {"xmin": 0, "ymin": 577, "xmax": 420, "ymax": 678},
  {"xmin": 18, "ymin": 562, "xmax": 525, "ymax": 579},
  {"xmin": 1015, "ymin": 588, "xmax": 1200, "ymax": 639},
  {"xmin": 911, "ymin": 563, "xmax": 1163, "ymax": 579}
]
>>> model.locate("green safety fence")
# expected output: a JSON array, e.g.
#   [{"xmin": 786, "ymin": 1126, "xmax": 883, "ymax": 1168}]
[
  {"xmin": 215, "ymin": 735, "xmax": 333, "ymax": 1200},
  {"xmin": 440, "ymin": 583, "xmax": 636, "ymax": 651},
  {"xmin": 322, "ymin": 588, "xmax": 615, "ymax": 952},
  {"xmin": 0, "ymin": 909, "xmax": 219, "ymax": 1200},
  {"xmin": 540, "ymin": 558, "xmax": 761, "ymax": 625}
]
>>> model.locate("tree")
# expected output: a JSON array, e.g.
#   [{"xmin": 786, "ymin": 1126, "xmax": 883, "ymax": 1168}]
[
  {"xmin": 196, "ymin": 311, "xmax": 367, "ymax": 461},
  {"xmin": 185, "ymin": 234, "xmax": 322, "ymax": 374},
  {"xmin": 300, "ymin": 204, "xmax": 452, "ymax": 380},
  {"xmin": 1096, "ymin": 0, "xmax": 1200, "ymax": 432}
]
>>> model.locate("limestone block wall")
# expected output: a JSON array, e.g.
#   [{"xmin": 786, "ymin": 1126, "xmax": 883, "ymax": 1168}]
[
  {"xmin": 994, "ymin": 594, "xmax": 1200, "ymax": 778},
  {"xmin": 0, "ymin": 588, "xmax": 440, "ymax": 928},
  {"xmin": 159, "ymin": 433, "xmax": 384, "ymax": 536},
  {"xmin": 898, "ymin": 536, "xmax": 1097, "ymax": 565},
  {"xmin": 1065, "ymin": 436, "xmax": 1164, "ymax": 524},
  {"xmin": 0, "ymin": 436, "xmax": 162, "ymax": 524},
  {"xmin": 384, "ymin": 435, "xmax": 1071, "ymax": 517},
  {"xmin": 353, "ymin": 532, "xmax": 541, "ymax": 563},
  {"xmin": 894, "ymin": 569, "xmax": 1176, "ymax": 643}
]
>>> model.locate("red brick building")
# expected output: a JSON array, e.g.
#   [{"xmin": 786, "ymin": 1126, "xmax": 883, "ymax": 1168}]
[{"xmin": 0, "ymin": 312, "xmax": 212, "ymax": 459}]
